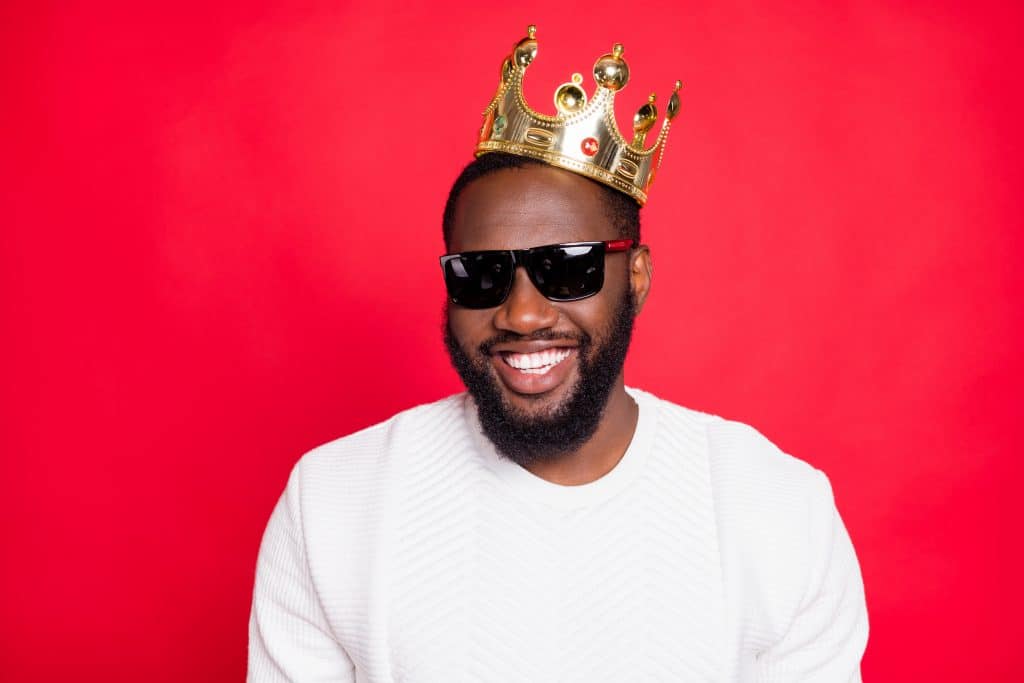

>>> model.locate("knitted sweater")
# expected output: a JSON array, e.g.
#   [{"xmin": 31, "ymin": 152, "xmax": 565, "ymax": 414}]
[{"xmin": 248, "ymin": 388, "xmax": 867, "ymax": 681}]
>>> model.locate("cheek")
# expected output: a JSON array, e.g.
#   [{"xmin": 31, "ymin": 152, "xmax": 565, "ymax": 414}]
[
  {"xmin": 573, "ymin": 264, "xmax": 634, "ymax": 333},
  {"xmin": 603, "ymin": 256, "xmax": 633, "ymax": 292},
  {"xmin": 560, "ymin": 295, "xmax": 617, "ymax": 340},
  {"xmin": 447, "ymin": 308, "xmax": 493, "ymax": 349}
]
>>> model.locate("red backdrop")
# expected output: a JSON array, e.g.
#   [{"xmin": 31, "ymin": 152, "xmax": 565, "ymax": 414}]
[{"xmin": 2, "ymin": 2, "xmax": 1021, "ymax": 680}]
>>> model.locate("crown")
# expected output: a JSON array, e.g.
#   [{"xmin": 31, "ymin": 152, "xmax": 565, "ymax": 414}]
[{"xmin": 475, "ymin": 25, "xmax": 681, "ymax": 205}]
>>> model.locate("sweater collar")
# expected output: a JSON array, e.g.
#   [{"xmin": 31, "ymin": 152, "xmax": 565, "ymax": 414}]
[{"xmin": 464, "ymin": 386, "xmax": 658, "ymax": 509}]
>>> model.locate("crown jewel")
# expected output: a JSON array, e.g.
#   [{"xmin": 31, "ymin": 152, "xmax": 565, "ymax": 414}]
[{"xmin": 476, "ymin": 25, "xmax": 681, "ymax": 205}]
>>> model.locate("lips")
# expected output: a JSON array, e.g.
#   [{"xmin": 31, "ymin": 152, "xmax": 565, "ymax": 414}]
[{"xmin": 489, "ymin": 342, "xmax": 578, "ymax": 395}]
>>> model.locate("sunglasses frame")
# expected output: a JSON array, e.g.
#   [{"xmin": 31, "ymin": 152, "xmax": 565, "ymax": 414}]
[{"xmin": 440, "ymin": 239, "xmax": 638, "ymax": 309}]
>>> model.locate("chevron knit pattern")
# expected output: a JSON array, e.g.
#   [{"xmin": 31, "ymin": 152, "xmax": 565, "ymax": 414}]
[{"xmin": 248, "ymin": 389, "xmax": 867, "ymax": 682}]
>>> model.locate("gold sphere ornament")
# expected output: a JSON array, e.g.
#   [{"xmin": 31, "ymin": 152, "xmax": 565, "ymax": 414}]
[
  {"xmin": 554, "ymin": 73, "xmax": 587, "ymax": 115},
  {"xmin": 593, "ymin": 43, "xmax": 629, "ymax": 91}
]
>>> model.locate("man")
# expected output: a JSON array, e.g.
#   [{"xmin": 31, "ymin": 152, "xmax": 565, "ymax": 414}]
[{"xmin": 248, "ymin": 26, "xmax": 867, "ymax": 682}]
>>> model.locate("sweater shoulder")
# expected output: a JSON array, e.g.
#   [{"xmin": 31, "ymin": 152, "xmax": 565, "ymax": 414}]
[
  {"xmin": 657, "ymin": 398, "xmax": 839, "ymax": 640},
  {"xmin": 289, "ymin": 393, "xmax": 468, "ymax": 522},
  {"xmin": 640, "ymin": 391, "xmax": 821, "ymax": 488},
  {"xmin": 703, "ymin": 413, "xmax": 823, "ymax": 493},
  {"xmin": 297, "ymin": 393, "xmax": 467, "ymax": 476},
  {"xmin": 637, "ymin": 390, "xmax": 829, "ymax": 527},
  {"xmin": 699, "ymin": 410, "xmax": 832, "ymax": 571}
]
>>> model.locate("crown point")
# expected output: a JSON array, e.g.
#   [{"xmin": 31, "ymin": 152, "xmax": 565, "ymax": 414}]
[
  {"xmin": 612, "ymin": 43, "xmax": 624, "ymax": 58},
  {"xmin": 667, "ymin": 84, "xmax": 682, "ymax": 120},
  {"xmin": 632, "ymin": 94, "xmax": 659, "ymax": 149},
  {"xmin": 648, "ymin": 93, "xmax": 656, "ymax": 103},
  {"xmin": 634, "ymin": 99, "xmax": 658, "ymax": 131},
  {"xmin": 514, "ymin": 28, "xmax": 539, "ymax": 67},
  {"xmin": 674, "ymin": 80, "xmax": 682, "ymax": 91},
  {"xmin": 572, "ymin": 72, "xmax": 583, "ymax": 85}
]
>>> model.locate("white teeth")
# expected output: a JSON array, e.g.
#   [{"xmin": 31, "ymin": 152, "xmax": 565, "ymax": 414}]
[{"xmin": 503, "ymin": 348, "xmax": 572, "ymax": 373}]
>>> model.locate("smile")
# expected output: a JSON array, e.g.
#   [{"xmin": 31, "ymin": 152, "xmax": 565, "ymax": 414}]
[{"xmin": 500, "ymin": 348, "xmax": 572, "ymax": 375}]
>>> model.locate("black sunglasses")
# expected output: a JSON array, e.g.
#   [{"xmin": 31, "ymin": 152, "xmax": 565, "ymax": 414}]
[{"xmin": 440, "ymin": 239, "xmax": 637, "ymax": 309}]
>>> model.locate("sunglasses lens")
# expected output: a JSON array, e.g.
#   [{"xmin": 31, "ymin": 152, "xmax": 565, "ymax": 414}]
[
  {"xmin": 526, "ymin": 243, "xmax": 605, "ymax": 301},
  {"xmin": 442, "ymin": 252, "xmax": 515, "ymax": 309}
]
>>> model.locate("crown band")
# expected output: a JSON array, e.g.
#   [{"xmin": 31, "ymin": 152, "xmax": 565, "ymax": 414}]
[{"xmin": 474, "ymin": 25, "xmax": 681, "ymax": 205}]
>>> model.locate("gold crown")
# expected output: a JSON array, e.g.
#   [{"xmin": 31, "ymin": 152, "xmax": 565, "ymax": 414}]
[{"xmin": 476, "ymin": 25, "xmax": 681, "ymax": 205}]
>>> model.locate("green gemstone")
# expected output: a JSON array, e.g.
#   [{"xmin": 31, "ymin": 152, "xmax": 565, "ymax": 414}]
[{"xmin": 493, "ymin": 114, "xmax": 507, "ymax": 135}]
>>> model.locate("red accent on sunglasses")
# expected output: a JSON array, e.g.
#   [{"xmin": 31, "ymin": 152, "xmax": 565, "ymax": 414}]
[{"xmin": 603, "ymin": 239, "xmax": 637, "ymax": 252}]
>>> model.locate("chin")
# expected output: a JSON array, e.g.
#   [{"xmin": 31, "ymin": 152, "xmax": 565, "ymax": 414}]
[{"xmin": 500, "ymin": 374, "xmax": 577, "ymax": 412}]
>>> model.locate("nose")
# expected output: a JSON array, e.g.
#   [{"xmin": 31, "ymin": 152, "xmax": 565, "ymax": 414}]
[{"xmin": 492, "ymin": 266, "xmax": 559, "ymax": 335}]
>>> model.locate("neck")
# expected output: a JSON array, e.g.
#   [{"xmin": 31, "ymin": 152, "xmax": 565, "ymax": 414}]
[{"xmin": 521, "ymin": 379, "xmax": 638, "ymax": 486}]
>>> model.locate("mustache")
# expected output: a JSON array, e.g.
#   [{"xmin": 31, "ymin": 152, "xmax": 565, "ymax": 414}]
[{"xmin": 479, "ymin": 330, "xmax": 589, "ymax": 355}]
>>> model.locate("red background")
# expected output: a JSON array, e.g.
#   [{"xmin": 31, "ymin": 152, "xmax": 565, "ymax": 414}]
[{"xmin": 2, "ymin": 2, "xmax": 1021, "ymax": 680}]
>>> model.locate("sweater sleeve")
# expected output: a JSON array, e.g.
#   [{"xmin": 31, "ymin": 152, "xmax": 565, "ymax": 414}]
[
  {"xmin": 755, "ymin": 470, "xmax": 869, "ymax": 682},
  {"xmin": 248, "ymin": 462, "xmax": 356, "ymax": 682}
]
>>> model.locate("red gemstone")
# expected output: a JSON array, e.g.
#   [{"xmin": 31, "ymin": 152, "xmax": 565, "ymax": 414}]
[
  {"xmin": 479, "ymin": 110, "xmax": 494, "ymax": 142},
  {"xmin": 581, "ymin": 137, "xmax": 599, "ymax": 156}
]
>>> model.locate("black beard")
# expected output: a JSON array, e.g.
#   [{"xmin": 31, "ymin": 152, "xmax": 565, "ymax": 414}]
[{"xmin": 444, "ymin": 287, "xmax": 636, "ymax": 467}]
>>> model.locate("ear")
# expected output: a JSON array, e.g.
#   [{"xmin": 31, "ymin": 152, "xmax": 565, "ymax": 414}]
[{"xmin": 629, "ymin": 245, "xmax": 653, "ymax": 314}]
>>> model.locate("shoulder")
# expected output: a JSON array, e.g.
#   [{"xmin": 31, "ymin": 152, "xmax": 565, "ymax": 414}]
[
  {"xmin": 274, "ymin": 393, "xmax": 470, "ymax": 584},
  {"xmin": 293, "ymin": 392, "xmax": 468, "ymax": 490},
  {"xmin": 698, "ymin": 409, "xmax": 836, "ymax": 576},
  {"xmin": 284, "ymin": 393, "xmax": 469, "ymax": 531},
  {"xmin": 637, "ymin": 390, "xmax": 844, "ymax": 634},
  {"xmin": 637, "ymin": 389, "xmax": 829, "ymax": 513}
]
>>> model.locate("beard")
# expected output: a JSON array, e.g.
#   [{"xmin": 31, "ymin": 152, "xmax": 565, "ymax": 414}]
[{"xmin": 444, "ymin": 286, "xmax": 636, "ymax": 467}]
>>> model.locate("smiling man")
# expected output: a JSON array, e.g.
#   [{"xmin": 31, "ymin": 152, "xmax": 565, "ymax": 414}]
[
  {"xmin": 442, "ymin": 157, "xmax": 644, "ymax": 486},
  {"xmin": 248, "ymin": 26, "xmax": 867, "ymax": 683}
]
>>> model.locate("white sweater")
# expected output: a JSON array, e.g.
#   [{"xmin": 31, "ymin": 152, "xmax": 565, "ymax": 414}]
[{"xmin": 248, "ymin": 389, "xmax": 867, "ymax": 682}]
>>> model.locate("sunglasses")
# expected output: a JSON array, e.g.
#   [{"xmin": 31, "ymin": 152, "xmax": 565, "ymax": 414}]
[{"xmin": 440, "ymin": 239, "xmax": 637, "ymax": 309}]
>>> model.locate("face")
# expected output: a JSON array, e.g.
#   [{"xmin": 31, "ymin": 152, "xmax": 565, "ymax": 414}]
[{"xmin": 443, "ymin": 164, "xmax": 652, "ymax": 464}]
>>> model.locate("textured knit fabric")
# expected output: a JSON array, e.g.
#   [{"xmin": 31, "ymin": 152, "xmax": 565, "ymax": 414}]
[{"xmin": 248, "ymin": 389, "xmax": 868, "ymax": 682}]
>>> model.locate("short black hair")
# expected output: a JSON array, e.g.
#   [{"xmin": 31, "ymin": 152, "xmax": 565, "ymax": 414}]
[{"xmin": 441, "ymin": 152, "xmax": 641, "ymax": 248}]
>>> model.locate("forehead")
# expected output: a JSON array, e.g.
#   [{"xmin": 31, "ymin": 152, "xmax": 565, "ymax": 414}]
[{"xmin": 449, "ymin": 165, "xmax": 617, "ymax": 252}]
